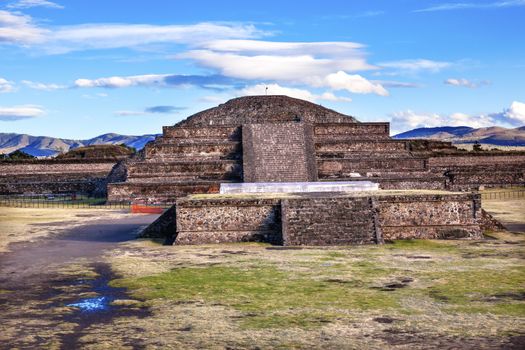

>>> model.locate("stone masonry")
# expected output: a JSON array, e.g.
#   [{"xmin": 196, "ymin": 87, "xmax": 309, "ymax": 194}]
[
  {"xmin": 173, "ymin": 191, "xmax": 483, "ymax": 246},
  {"xmin": 242, "ymin": 122, "xmax": 317, "ymax": 182},
  {"xmin": 0, "ymin": 159, "xmax": 117, "ymax": 195},
  {"xmin": 104, "ymin": 95, "xmax": 525, "ymax": 203}
]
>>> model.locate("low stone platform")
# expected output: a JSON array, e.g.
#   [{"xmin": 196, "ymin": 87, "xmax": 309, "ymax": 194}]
[
  {"xmin": 170, "ymin": 190, "xmax": 483, "ymax": 245},
  {"xmin": 219, "ymin": 181, "xmax": 379, "ymax": 194}
]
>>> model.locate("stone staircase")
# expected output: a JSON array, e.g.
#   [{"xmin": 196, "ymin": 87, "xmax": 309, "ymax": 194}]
[
  {"xmin": 314, "ymin": 123, "xmax": 448, "ymax": 189},
  {"xmin": 107, "ymin": 126, "xmax": 243, "ymax": 203}
]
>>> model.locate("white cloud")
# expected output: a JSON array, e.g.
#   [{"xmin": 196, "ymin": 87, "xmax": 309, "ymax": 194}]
[
  {"xmin": 0, "ymin": 78, "xmax": 15, "ymax": 93},
  {"xmin": 390, "ymin": 101, "xmax": 525, "ymax": 132},
  {"xmin": 199, "ymin": 40, "xmax": 366, "ymax": 57},
  {"xmin": 379, "ymin": 59, "xmax": 451, "ymax": 74},
  {"xmin": 0, "ymin": 10, "xmax": 48, "ymax": 44},
  {"xmin": 179, "ymin": 50, "xmax": 374, "ymax": 81},
  {"xmin": 504, "ymin": 101, "xmax": 525, "ymax": 124},
  {"xmin": 390, "ymin": 110, "xmax": 495, "ymax": 131},
  {"xmin": 0, "ymin": 10, "xmax": 264, "ymax": 52},
  {"xmin": 321, "ymin": 71, "xmax": 388, "ymax": 96},
  {"xmin": 7, "ymin": 0, "xmax": 64, "ymax": 9},
  {"xmin": 22, "ymin": 80, "xmax": 65, "ymax": 90},
  {"xmin": 415, "ymin": 1, "xmax": 525, "ymax": 12},
  {"xmin": 178, "ymin": 39, "xmax": 376, "ymax": 81},
  {"xmin": 319, "ymin": 92, "xmax": 353, "ymax": 102},
  {"xmin": 177, "ymin": 42, "xmax": 386, "ymax": 96},
  {"xmin": 0, "ymin": 105, "xmax": 45, "ymax": 121},
  {"xmin": 46, "ymin": 23, "xmax": 264, "ymax": 54},
  {"xmin": 444, "ymin": 78, "xmax": 490, "ymax": 88},
  {"xmin": 75, "ymin": 74, "xmax": 169, "ymax": 88}
]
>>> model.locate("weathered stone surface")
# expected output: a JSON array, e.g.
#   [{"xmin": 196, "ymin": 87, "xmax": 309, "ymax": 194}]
[
  {"xmin": 107, "ymin": 95, "xmax": 525, "ymax": 203},
  {"xmin": 282, "ymin": 197, "xmax": 377, "ymax": 246},
  {"xmin": 176, "ymin": 95, "xmax": 358, "ymax": 127},
  {"xmin": 242, "ymin": 122, "xmax": 317, "ymax": 182},
  {"xmin": 171, "ymin": 191, "xmax": 483, "ymax": 246},
  {"xmin": 175, "ymin": 197, "xmax": 282, "ymax": 244},
  {"xmin": 0, "ymin": 159, "xmax": 116, "ymax": 195}
]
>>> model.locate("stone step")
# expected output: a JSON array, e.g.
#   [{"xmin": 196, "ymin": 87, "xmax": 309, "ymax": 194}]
[
  {"xmin": 162, "ymin": 126, "xmax": 241, "ymax": 140},
  {"xmin": 0, "ymin": 181, "xmax": 98, "ymax": 195},
  {"xmin": 319, "ymin": 177, "xmax": 447, "ymax": 190},
  {"xmin": 143, "ymin": 142, "xmax": 241, "ymax": 159},
  {"xmin": 317, "ymin": 152, "xmax": 416, "ymax": 159},
  {"xmin": 313, "ymin": 123, "xmax": 390, "ymax": 138},
  {"xmin": 107, "ymin": 180, "xmax": 237, "ymax": 202},
  {"xmin": 0, "ymin": 172, "xmax": 108, "ymax": 182},
  {"xmin": 156, "ymin": 138, "xmax": 242, "ymax": 145},
  {"xmin": 127, "ymin": 160, "xmax": 241, "ymax": 174},
  {"xmin": 315, "ymin": 139, "xmax": 409, "ymax": 153},
  {"xmin": 127, "ymin": 173, "xmax": 242, "ymax": 182},
  {"xmin": 318, "ymin": 158, "xmax": 428, "ymax": 174}
]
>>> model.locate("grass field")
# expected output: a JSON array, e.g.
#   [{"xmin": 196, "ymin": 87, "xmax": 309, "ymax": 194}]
[{"xmin": 0, "ymin": 191, "xmax": 523, "ymax": 349}]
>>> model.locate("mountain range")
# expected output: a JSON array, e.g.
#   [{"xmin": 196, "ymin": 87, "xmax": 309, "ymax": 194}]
[
  {"xmin": 2, "ymin": 125, "xmax": 524, "ymax": 157},
  {"xmin": 393, "ymin": 126, "xmax": 525, "ymax": 146},
  {"xmin": 0, "ymin": 133, "xmax": 159, "ymax": 157}
]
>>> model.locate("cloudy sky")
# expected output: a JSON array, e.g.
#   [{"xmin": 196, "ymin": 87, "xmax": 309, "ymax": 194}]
[{"xmin": 0, "ymin": 0, "xmax": 524, "ymax": 137}]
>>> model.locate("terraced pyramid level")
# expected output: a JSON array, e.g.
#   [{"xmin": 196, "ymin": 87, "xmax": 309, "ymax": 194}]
[{"xmin": 106, "ymin": 95, "xmax": 525, "ymax": 203}]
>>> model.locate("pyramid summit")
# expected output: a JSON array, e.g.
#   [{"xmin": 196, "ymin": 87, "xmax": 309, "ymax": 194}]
[{"xmin": 176, "ymin": 95, "xmax": 358, "ymax": 127}]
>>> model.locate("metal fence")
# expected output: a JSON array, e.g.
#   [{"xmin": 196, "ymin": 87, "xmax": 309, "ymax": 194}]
[
  {"xmin": 0, "ymin": 193, "xmax": 131, "ymax": 209},
  {"xmin": 480, "ymin": 190, "xmax": 525, "ymax": 200},
  {"xmin": 1, "ymin": 190, "xmax": 522, "ymax": 209}
]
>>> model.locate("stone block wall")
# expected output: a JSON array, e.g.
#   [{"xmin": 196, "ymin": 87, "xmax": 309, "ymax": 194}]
[
  {"xmin": 175, "ymin": 198, "xmax": 282, "ymax": 244},
  {"xmin": 318, "ymin": 158, "xmax": 427, "ymax": 176},
  {"xmin": 316, "ymin": 140, "xmax": 409, "ymax": 153},
  {"xmin": 376, "ymin": 193, "xmax": 482, "ymax": 240},
  {"xmin": 171, "ymin": 191, "xmax": 483, "ymax": 246},
  {"xmin": 242, "ymin": 122, "xmax": 317, "ymax": 182},
  {"xmin": 428, "ymin": 154, "xmax": 525, "ymax": 189},
  {"xmin": 281, "ymin": 197, "xmax": 378, "ymax": 245},
  {"xmin": 107, "ymin": 181, "xmax": 221, "ymax": 203},
  {"xmin": 428, "ymin": 154, "xmax": 525, "ymax": 167},
  {"xmin": 0, "ymin": 159, "xmax": 116, "ymax": 195},
  {"xmin": 313, "ymin": 123, "xmax": 390, "ymax": 140},
  {"xmin": 163, "ymin": 126, "xmax": 241, "ymax": 140}
]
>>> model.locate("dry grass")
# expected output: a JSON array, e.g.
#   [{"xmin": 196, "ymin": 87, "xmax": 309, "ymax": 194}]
[
  {"xmin": 1, "ymin": 198, "xmax": 524, "ymax": 349},
  {"xmin": 102, "ymin": 236, "xmax": 525, "ymax": 349},
  {"xmin": 454, "ymin": 143, "xmax": 525, "ymax": 151}
]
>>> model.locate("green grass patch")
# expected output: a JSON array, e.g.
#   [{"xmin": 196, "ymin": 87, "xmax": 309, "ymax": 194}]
[
  {"xmin": 111, "ymin": 264, "xmax": 401, "ymax": 328},
  {"xmin": 385, "ymin": 239, "xmax": 458, "ymax": 252},
  {"xmin": 426, "ymin": 268, "xmax": 525, "ymax": 316},
  {"xmin": 322, "ymin": 251, "xmax": 347, "ymax": 259},
  {"xmin": 240, "ymin": 311, "xmax": 339, "ymax": 329}
]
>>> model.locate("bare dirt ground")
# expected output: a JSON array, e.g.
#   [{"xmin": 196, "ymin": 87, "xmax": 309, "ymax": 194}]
[
  {"xmin": 0, "ymin": 208, "xmax": 141, "ymax": 253},
  {"xmin": 0, "ymin": 209, "xmax": 158, "ymax": 349},
  {"xmin": 0, "ymin": 196, "xmax": 524, "ymax": 349}
]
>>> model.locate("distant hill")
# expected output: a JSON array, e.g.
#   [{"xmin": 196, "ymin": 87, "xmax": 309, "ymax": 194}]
[
  {"xmin": 0, "ymin": 132, "xmax": 159, "ymax": 157},
  {"xmin": 393, "ymin": 126, "xmax": 525, "ymax": 146}
]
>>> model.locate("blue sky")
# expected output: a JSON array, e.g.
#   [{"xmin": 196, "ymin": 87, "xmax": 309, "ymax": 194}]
[{"xmin": 0, "ymin": 0, "xmax": 524, "ymax": 138}]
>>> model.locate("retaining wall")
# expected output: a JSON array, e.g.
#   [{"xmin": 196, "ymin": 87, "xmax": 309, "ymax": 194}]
[
  {"xmin": 0, "ymin": 159, "xmax": 116, "ymax": 195},
  {"xmin": 173, "ymin": 191, "xmax": 483, "ymax": 245}
]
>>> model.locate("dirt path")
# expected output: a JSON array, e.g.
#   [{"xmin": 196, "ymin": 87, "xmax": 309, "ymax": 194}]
[
  {"xmin": 0, "ymin": 214, "xmax": 158, "ymax": 285},
  {"xmin": 0, "ymin": 212, "xmax": 159, "ymax": 349}
]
